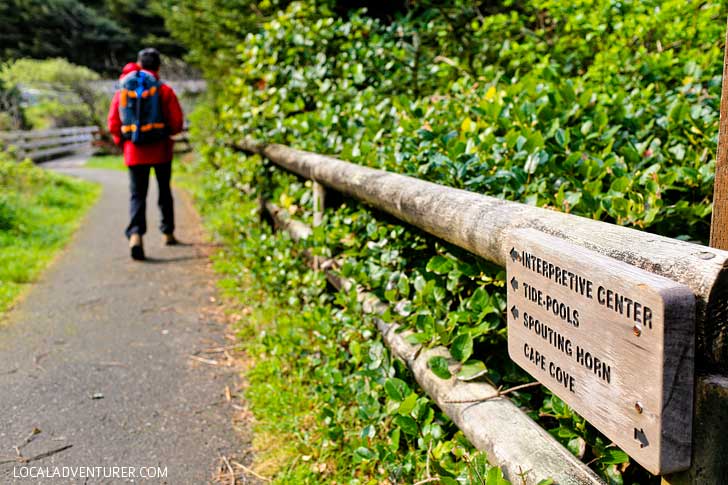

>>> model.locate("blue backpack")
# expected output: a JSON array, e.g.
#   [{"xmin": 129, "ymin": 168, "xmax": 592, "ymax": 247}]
[{"xmin": 118, "ymin": 70, "xmax": 167, "ymax": 144}]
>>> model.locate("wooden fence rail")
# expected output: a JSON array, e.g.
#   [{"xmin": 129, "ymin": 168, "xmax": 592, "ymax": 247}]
[
  {"xmin": 0, "ymin": 126, "xmax": 98, "ymax": 161},
  {"xmin": 235, "ymin": 138, "xmax": 728, "ymax": 370},
  {"xmin": 235, "ymin": 137, "xmax": 728, "ymax": 484}
]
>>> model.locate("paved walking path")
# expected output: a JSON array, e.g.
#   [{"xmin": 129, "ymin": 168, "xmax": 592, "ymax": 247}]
[{"xmin": 0, "ymin": 165, "xmax": 253, "ymax": 483}]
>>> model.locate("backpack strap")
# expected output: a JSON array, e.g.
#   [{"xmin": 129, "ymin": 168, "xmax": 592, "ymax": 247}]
[{"xmin": 131, "ymin": 72, "xmax": 147, "ymax": 143}]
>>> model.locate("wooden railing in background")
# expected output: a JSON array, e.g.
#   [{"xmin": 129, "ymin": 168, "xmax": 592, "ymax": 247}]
[
  {"xmin": 172, "ymin": 130, "xmax": 192, "ymax": 153},
  {"xmin": 0, "ymin": 126, "xmax": 98, "ymax": 161}
]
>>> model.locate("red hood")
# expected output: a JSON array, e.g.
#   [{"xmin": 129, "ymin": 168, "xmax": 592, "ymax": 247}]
[
  {"xmin": 120, "ymin": 62, "xmax": 139, "ymax": 79},
  {"xmin": 119, "ymin": 63, "xmax": 160, "ymax": 80}
]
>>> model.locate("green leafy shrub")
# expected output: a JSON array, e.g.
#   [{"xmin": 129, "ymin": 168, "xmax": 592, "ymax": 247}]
[
  {"xmin": 24, "ymin": 100, "xmax": 92, "ymax": 130},
  {"xmin": 0, "ymin": 77, "xmax": 26, "ymax": 130},
  {"xmin": 0, "ymin": 193, "xmax": 19, "ymax": 231},
  {"xmin": 0, "ymin": 58, "xmax": 103, "ymax": 129},
  {"xmin": 168, "ymin": 0, "xmax": 726, "ymax": 483}
]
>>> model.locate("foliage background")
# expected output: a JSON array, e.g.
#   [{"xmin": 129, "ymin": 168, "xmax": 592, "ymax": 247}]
[
  {"xmin": 165, "ymin": 1, "xmax": 725, "ymax": 483},
  {"xmin": 0, "ymin": 58, "xmax": 108, "ymax": 130},
  {"xmin": 0, "ymin": 0, "xmax": 186, "ymax": 75}
]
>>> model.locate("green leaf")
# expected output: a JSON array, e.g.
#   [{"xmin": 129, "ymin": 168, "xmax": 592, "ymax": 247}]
[
  {"xmin": 524, "ymin": 152, "xmax": 539, "ymax": 174},
  {"xmin": 457, "ymin": 359, "xmax": 487, "ymax": 380},
  {"xmin": 354, "ymin": 446, "xmax": 377, "ymax": 461},
  {"xmin": 600, "ymin": 448, "xmax": 630, "ymax": 464},
  {"xmin": 428, "ymin": 356, "xmax": 452, "ymax": 379},
  {"xmin": 669, "ymin": 144, "xmax": 686, "ymax": 161},
  {"xmin": 398, "ymin": 392, "xmax": 418, "ymax": 415},
  {"xmin": 389, "ymin": 427, "xmax": 400, "ymax": 452},
  {"xmin": 450, "ymin": 333, "xmax": 473, "ymax": 362},
  {"xmin": 580, "ymin": 120, "xmax": 593, "ymax": 135},
  {"xmin": 609, "ymin": 177, "xmax": 631, "ymax": 194},
  {"xmin": 397, "ymin": 273, "xmax": 410, "ymax": 298},
  {"xmin": 384, "ymin": 378, "xmax": 411, "ymax": 401},
  {"xmin": 555, "ymin": 128, "xmax": 566, "ymax": 147},
  {"xmin": 566, "ymin": 436, "xmax": 587, "ymax": 459},
  {"xmin": 413, "ymin": 274, "xmax": 427, "ymax": 292},
  {"xmin": 601, "ymin": 464, "xmax": 624, "ymax": 485},
  {"xmin": 418, "ymin": 129, "xmax": 436, "ymax": 141},
  {"xmin": 426, "ymin": 255, "xmax": 453, "ymax": 275},
  {"xmin": 468, "ymin": 287, "xmax": 491, "ymax": 313},
  {"xmin": 393, "ymin": 414, "xmax": 418, "ymax": 436},
  {"xmin": 486, "ymin": 466, "xmax": 510, "ymax": 485}
]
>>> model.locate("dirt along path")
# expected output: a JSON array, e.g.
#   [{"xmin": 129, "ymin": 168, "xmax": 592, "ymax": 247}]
[{"xmin": 0, "ymin": 164, "xmax": 256, "ymax": 484}]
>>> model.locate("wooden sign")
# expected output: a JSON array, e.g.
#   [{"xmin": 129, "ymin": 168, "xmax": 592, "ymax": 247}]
[{"xmin": 507, "ymin": 229, "xmax": 695, "ymax": 475}]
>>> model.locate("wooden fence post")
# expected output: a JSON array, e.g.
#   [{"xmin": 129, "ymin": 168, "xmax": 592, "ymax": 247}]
[
  {"xmin": 313, "ymin": 181, "xmax": 326, "ymax": 227},
  {"xmin": 662, "ymin": 375, "xmax": 728, "ymax": 484},
  {"xmin": 312, "ymin": 181, "xmax": 326, "ymax": 270},
  {"xmin": 710, "ymin": 19, "xmax": 728, "ymax": 249},
  {"xmin": 663, "ymin": 19, "xmax": 728, "ymax": 485}
]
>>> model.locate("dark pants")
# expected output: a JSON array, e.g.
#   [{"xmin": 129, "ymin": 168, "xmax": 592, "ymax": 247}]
[{"xmin": 125, "ymin": 162, "xmax": 174, "ymax": 238}]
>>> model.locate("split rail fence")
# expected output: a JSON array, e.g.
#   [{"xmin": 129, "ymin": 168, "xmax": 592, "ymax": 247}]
[
  {"xmin": 234, "ymin": 137, "xmax": 728, "ymax": 485},
  {"xmin": 0, "ymin": 126, "xmax": 98, "ymax": 162},
  {"xmin": 0, "ymin": 126, "xmax": 193, "ymax": 161}
]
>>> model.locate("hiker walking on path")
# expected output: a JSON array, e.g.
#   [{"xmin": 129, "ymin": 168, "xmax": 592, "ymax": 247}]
[{"xmin": 107, "ymin": 48, "xmax": 184, "ymax": 260}]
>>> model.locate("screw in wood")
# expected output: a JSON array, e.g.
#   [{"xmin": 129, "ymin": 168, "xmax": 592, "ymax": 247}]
[{"xmin": 634, "ymin": 402, "xmax": 643, "ymax": 414}]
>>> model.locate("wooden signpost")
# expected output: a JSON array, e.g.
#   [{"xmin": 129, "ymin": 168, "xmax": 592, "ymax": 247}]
[
  {"xmin": 710, "ymin": 20, "xmax": 728, "ymax": 250},
  {"xmin": 507, "ymin": 229, "xmax": 695, "ymax": 475}
]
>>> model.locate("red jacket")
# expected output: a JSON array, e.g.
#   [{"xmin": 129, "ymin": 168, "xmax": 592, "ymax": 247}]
[{"xmin": 107, "ymin": 63, "xmax": 184, "ymax": 166}]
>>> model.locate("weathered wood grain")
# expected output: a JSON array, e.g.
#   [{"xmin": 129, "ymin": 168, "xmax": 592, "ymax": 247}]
[
  {"xmin": 235, "ymin": 138, "xmax": 728, "ymax": 371},
  {"xmin": 263, "ymin": 201, "xmax": 312, "ymax": 240},
  {"xmin": 383, "ymin": 323, "xmax": 605, "ymax": 485},
  {"xmin": 710, "ymin": 19, "xmax": 728, "ymax": 250},
  {"xmin": 662, "ymin": 374, "xmax": 728, "ymax": 484},
  {"xmin": 507, "ymin": 229, "xmax": 694, "ymax": 475}
]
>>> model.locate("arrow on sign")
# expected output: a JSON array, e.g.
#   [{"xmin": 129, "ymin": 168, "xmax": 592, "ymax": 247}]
[
  {"xmin": 511, "ymin": 306, "xmax": 519, "ymax": 319},
  {"xmin": 510, "ymin": 277, "xmax": 519, "ymax": 290},
  {"xmin": 510, "ymin": 247, "xmax": 519, "ymax": 262},
  {"xmin": 634, "ymin": 428, "xmax": 650, "ymax": 448}
]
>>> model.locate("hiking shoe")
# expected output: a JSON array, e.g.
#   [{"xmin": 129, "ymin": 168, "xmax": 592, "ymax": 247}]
[
  {"xmin": 129, "ymin": 234, "xmax": 145, "ymax": 261},
  {"xmin": 163, "ymin": 233, "xmax": 178, "ymax": 246}
]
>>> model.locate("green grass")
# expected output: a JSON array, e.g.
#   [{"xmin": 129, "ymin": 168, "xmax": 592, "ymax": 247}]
[
  {"xmin": 84, "ymin": 154, "xmax": 126, "ymax": 171},
  {"xmin": 0, "ymin": 159, "xmax": 100, "ymax": 315}
]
